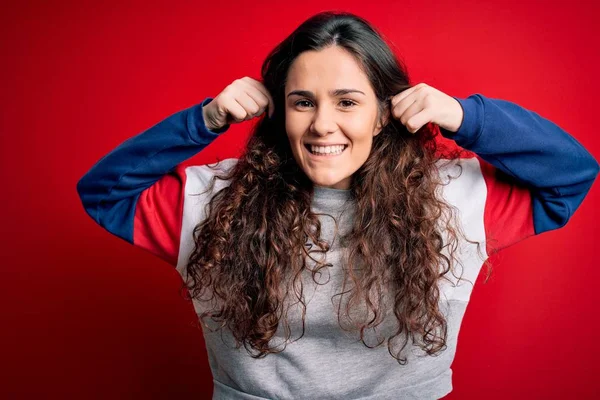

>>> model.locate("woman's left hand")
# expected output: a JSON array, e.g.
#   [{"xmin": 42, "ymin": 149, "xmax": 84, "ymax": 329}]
[{"xmin": 390, "ymin": 83, "xmax": 464, "ymax": 135}]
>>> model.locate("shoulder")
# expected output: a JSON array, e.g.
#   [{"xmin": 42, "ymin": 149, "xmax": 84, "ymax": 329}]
[
  {"xmin": 434, "ymin": 154, "xmax": 488, "ymax": 244},
  {"xmin": 434, "ymin": 154, "xmax": 486, "ymax": 204},
  {"xmin": 176, "ymin": 157, "xmax": 239, "ymax": 274},
  {"xmin": 182, "ymin": 157, "xmax": 239, "ymax": 194}
]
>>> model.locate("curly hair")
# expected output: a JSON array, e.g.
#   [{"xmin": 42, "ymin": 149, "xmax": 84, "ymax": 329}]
[{"xmin": 181, "ymin": 11, "xmax": 492, "ymax": 365}]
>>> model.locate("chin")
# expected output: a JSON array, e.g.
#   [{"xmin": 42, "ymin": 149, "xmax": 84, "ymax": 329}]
[
  {"xmin": 311, "ymin": 176, "xmax": 350, "ymax": 189},
  {"xmin": 298, "ymin": 162, "xmax": 350, "ymax": 189}
]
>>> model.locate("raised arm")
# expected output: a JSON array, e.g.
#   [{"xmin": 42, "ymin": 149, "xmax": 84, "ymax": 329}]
[
  {"xmin": 77, "ymin": 77, "xmax": 274, "ymax": 266},
  {"xmin": 441, "ymin": 94, "xmax": 598, "ymax": 234},
  {"xmin": 76, "ymin": 97, "xmax": 228, "ymax": 265},
  {"xmin": 392, "ymin": 84, "xmax": 599, "ymax": 248},
  {"xmin": 440, "ymin": 93, "xmax": 599, "ymax": 249}
]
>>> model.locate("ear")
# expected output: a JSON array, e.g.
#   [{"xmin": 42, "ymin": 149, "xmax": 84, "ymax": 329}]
[{"xmin": 373, "ymin": 107, "xmax": 390, "ymax": 137}]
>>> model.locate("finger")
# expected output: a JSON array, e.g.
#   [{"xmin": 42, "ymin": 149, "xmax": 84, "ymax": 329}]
[
  {"xmin": 404, "ymin": 108, "xmax": 432, "ymax": 134},
  {"xmin": 244, "ymin": 77, "xmax": 275, "ymax": 118},
  {"xmin": 233, "ymin": 92, "xmax": 262, "ymax": 121},
  {"xmin": 394, "ymin": 99, "xmax": 425, "ymax": 134},
  {"xmin": 392, "ymin": 95, "xmax": 419, "ymax": 124},
  {"xmin": 243, "ymin": 83, "xmax": 271, "ymax": 118},
  {"xmin": 248, "ymin": 79, "xmax": 275, "ymax": 118},
  {"xmin": 399, "ymin": 99, "xmax": 423, "ymax": 125},
  {"xmin": 222, "ymin": 95, "xmax": 250, "ymax": 123},
  {"xmin": 391, "ymin": 84, "xmax": 421, "ymax": 108}
]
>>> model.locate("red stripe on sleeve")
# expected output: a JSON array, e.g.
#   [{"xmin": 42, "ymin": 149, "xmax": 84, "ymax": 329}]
[
  {"xmin": 133, "ymin": 164, "xmax": 188, "ymax": 266},
  {"xmin": 478, "ymin": 156, "xmax": 536, "ymax": 254}
]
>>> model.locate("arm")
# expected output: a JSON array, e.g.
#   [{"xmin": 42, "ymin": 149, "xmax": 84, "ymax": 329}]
[
  {"xmin": 440, "ymin": 94, "xmax": 599, "ymax": 249},
  {"xmin": 76, "ymin": 97, "xmax": 229, "ymax": 266}
]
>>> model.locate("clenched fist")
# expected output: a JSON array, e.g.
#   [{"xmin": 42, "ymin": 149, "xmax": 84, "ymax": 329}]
[
  {"xmin": 202, "ymin": 77, "xmax": 274, "ymax": 132},
  {"xmin": 390, "ymin": 83, "xmax": 464, "ymax": 134}
]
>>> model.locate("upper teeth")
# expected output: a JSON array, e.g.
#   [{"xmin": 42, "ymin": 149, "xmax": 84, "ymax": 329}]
[{"xmin": 310, "ymin": 145, "xmax": 346, "ymax": 154}]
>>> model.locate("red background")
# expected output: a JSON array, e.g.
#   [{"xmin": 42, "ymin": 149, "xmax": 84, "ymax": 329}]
[{"xmin": 2, "ymin": 0, "xmax": 599, "ymax": 398}]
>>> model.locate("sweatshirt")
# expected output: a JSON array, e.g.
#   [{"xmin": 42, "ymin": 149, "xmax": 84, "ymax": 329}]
[{"xmin": 76, "ymin": 94, "xmax": 599, "ymax": 399}]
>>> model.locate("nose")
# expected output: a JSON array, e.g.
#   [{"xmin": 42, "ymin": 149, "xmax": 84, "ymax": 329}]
[{"xmin": 310, "ymin": 105, "xmax": 338, "ymax": 136}]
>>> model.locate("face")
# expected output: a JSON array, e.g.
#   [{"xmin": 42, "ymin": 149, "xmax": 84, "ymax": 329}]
[{"xmin": 284, "ymin": 45, "xmax": 387, "ymax": 190}]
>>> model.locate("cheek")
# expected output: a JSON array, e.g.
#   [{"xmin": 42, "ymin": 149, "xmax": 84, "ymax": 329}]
[
  {"xmin": 285, "ymin": 114, "xmax": 307, "ymax": 144},
  {"xmin": 343, "ymin": 122, "xmax": 375, "ymax": 147},
  {"xmin": 350, "ymin": 137, "xmax": 372, "ymax": 155},
  {"xmin": 345, "ymin": 113, "xmax": 376, "ymax": 137}
]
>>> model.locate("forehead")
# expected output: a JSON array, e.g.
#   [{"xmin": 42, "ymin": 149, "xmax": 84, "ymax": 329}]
[{"xmin": 285, "ymin": 46, "xmax": 372, "ymax": 93}]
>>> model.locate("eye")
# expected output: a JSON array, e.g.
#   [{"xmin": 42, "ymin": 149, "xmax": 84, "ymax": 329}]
[
  {"xmin": 293, "ymin": 99, "xmax": 357, "ymax": 109},
  {"xmin": 295, "ymin": 100, "xmax": 313, "ymax": 108},
  {"xmin": 339, "ymin": 99, "xmax": 357, "ymax": 108}
]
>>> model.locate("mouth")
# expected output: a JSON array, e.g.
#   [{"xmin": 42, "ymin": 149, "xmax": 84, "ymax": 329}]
[{"xmin": 304, "ymin": 143, "xmax": 349, "ymax": 158}]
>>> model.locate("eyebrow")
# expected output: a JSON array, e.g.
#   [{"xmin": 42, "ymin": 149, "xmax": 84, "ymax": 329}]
[{"xmin": 286, "ymin": 89, "xmax": 366, "ymax": 98}]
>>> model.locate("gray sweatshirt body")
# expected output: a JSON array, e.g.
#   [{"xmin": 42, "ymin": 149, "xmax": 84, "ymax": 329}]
[{"xmin": 176, "ymin": 158, "xmax": 486, "ymax": 400}]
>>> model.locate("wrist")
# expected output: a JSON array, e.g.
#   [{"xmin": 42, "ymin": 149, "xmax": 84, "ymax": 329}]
[
  {"xmin": 199, "ymin": 98, "xmax": 230, "ymax": 135},
  {"xmin": 202, "ymin": 104, "xmax": 220, "ymax": 131}
]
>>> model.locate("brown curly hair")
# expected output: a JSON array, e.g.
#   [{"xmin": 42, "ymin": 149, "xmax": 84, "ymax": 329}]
[{"xmin": 181, "ymin": 11, "xmax": 493, "ymax": 365}]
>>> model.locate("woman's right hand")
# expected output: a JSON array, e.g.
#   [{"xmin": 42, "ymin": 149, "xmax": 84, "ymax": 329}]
[{"xmin": 202, "ymin": 77, "xmax": 274, "ymax": 132}]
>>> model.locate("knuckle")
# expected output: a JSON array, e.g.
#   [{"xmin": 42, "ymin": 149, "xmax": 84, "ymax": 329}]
[
  {"xmin": 217, "ymin": 104, "xmax": 228, "ymax": 117},
  {"xmin": 423, "ymin": 93, "xmax": 433, "ymax": 106},
  {"xmin": 222, "ymin": 85, "xmax": 233, "ymax": 97}
]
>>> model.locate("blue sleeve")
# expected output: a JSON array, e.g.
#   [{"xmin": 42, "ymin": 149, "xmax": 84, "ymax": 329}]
[
  {"xmin": 440, "ymin": 93, "xmax": 599, "ymax": 235},
  {"xmin": 76, "ymin": 97, "xmax": 229, "ymax": 243}
]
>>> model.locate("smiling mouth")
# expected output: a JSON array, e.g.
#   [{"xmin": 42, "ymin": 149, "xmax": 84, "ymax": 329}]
[{"xmin": 304, "ymin": 144, "xmax": 349, "ymax": 157}]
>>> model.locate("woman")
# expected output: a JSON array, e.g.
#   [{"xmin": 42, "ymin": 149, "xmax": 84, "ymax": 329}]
[{"xmin": 77, "ymin": 11, "xmax": 598, "ymax": 400}]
